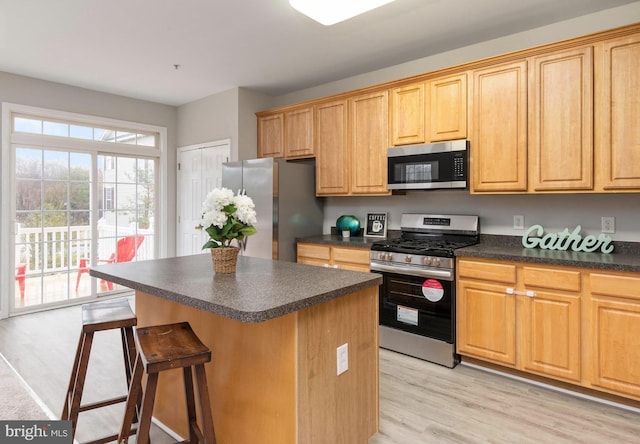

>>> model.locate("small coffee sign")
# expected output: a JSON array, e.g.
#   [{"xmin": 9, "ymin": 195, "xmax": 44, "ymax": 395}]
[
  {"xmin": 522, "ymin": 225, "xmax": 614, "ymax": 254},
  {"xmin": 365, "ymin": 212, "xmax": 387, "ymax": 238}
]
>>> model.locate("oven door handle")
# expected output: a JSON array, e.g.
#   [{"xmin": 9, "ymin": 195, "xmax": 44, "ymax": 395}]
[{"xmin": 370, "ymin": 262, "xmax": 453, "ymax": 281}]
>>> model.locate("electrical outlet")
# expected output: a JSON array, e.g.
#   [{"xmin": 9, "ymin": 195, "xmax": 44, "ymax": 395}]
[
  {"xmin": 513, "ymin": 215, "xmax": 524, "ymax": 230},
  {"xmin": 601, "ymin": 216, "xmax": 615, "ymax": 234},
  {"xmin": 337, "ymin": 343, "xmax": 348, "ymax": 375}
]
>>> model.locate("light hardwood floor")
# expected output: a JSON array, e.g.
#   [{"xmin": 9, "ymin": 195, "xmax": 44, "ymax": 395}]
[{"xmin": 1, "ymin": 298, "xmax": 639, "ymax": 443}]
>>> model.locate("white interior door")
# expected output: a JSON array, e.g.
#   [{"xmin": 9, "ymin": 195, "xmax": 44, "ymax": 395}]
[{"xmin": 177, "ymin": 140, "xmax": 230, "ymax": 256}]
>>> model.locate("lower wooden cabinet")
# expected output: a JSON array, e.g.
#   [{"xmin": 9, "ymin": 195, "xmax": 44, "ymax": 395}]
[
  {"xmin": 458, "ymin": 258, "xmax": 583, "ymax": 382},
  {"xmin": 588, "ymin": 272, "xmax": 640, "ymax": 399},
  {"xmin": 458, "ymin": 257, "xmax": 640, "ymax": 401},
  {"xmin": 457, "ymin": 278, "xmax": 517, "ymax": 366},
  {"xmin": 297, "ymin": 242, "xmax": 370, "ymax": 272}
]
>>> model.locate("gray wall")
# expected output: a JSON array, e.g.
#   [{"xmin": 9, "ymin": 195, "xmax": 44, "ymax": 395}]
[
  {"xmin": 0, "ymin": 71, "xmax": 179, "ymax": 255},
  {"xmin": 274, "ymin": 2, "xmax": 640, "ymax": 107},
  {"xmin": 176, "ymin": 86, "xmax": 272, "ymax": 161},
  {"xmin": 268, "ymin": 2, "xmax": 640, "ymax": 242}
]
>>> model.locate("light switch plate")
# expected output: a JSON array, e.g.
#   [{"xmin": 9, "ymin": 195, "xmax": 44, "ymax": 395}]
[
  {"xmin": 601, "ymin": 216, "xmax": 615, "ymax": 234},
  {"xmin": 513, "ymin": 215, "xmax": 524, "ymax": 230}
]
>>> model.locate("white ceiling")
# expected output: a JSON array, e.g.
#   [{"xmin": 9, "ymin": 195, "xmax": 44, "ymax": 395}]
[{"xmin": 0, "ymin": 0, "xmax": 637, "ymax": 106}]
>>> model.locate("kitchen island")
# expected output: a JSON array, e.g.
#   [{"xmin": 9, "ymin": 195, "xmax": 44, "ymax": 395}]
[{"xmin": 91, "ymin": 254, "xmax": 382, "ymax": 444}]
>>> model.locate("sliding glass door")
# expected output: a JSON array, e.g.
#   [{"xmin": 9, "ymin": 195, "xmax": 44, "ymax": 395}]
[
  {"xmin": 13, "ymin": 148, "xmax": 155, "ymax": 310},
  {"xmin": 2, "ymin": 103, "xmax": 164, "ymax": 317}
]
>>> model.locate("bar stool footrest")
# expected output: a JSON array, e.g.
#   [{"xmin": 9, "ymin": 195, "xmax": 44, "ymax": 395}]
[{"xmin": 78, "ymin": 395, "xmax": 129, "ymax": 412}]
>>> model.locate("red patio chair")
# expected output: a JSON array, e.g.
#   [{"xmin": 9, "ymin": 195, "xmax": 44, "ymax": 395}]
[
  {"xmin": 75, "ymin": 235, "xmax": 144, "ymax": 291},
  {"xmin": 16, "ymin": 263, "xmax": 26, "ymax": 299}
]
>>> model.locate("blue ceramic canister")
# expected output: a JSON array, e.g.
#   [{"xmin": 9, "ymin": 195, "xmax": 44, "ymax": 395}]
[{"xmin": 336, "ymin": 215, "xmax": 360, "ymax": 236}]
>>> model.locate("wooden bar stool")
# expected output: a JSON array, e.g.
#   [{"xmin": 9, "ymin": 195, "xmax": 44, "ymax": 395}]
[
  {"xmin": 119, "ymin": 321, "xmax": 217, "ymax": 444},
  {"xmin": 61, "ymin": 298, "xmax": 138, "ymax": 444}
]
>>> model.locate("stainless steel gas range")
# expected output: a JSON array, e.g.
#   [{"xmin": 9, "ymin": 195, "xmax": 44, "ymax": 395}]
[{"xmin": 370, "ymin": 213, "xmax": 479, "ymax": 368}]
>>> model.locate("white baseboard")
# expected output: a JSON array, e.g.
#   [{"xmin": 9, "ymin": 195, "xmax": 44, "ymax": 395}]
[{"xmin": 460, "ymin": 360, "xmax": 640, "ymax": 414}]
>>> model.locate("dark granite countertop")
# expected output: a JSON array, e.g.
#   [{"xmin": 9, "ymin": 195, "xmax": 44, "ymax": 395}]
[
  {"xmin": 91, "ymin": 254, "xmax": 381, "ymax": 323},
  {"xmin": 456, "ymin": 235, "xmax": 640, "ymax": 273},
  {"xmin": 298, "ymin": 233, "xmax": 640, "ymax": 273},
  {"xmin": 297, "ymin": 234, "xmax": 382, "ymax": 249}
]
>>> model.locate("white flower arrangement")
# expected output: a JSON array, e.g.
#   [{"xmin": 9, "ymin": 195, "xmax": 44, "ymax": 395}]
[{"xmin": 197, "ymin": 187, "xmax": 257, "ymax": 249}]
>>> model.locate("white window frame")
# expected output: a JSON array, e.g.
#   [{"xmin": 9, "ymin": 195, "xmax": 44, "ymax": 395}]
[{"xmin": 1, "ymin": 102, "xmax": 168, "ymax": 318}]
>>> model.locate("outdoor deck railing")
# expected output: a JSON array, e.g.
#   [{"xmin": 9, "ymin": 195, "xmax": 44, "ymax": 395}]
[{"xmin": 15, "ymin": 224, "xmax": 154, "ymax": 275}]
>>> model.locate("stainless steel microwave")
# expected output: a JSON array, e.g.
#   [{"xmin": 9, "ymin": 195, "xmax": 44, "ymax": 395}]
[{"xmin": 387, "ymin": 140, "xmax": 469, "ymax": 190}]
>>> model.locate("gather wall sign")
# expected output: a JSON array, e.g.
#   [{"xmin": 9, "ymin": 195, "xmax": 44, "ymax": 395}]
[{"xmin": 522, "ymin": 225, "xmax": 614, "ymax": 254}]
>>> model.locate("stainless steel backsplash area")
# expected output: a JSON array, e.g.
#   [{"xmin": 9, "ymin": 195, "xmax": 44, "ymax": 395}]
[{"xmin": 322, "ymin": 192, "xmax": 640, "ymax": 242}]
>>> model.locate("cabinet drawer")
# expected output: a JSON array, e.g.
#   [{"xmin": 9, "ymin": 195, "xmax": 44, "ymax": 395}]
[
  {"xmin": 297, "ymin": 244, "xmax": 330, "ymax": 261},
  {"xmin": 590, "ymin": 273, "xmax": 640, "ymax": 301},
  {"xmin": 332, "ymin": 247, "xmax": 370, "ymax": 265},
  {"xmin": 522, "ymin": 267, "xmax": 581, "ymax": 292},
  {"xmin": 458, "ymin": 259, "xmax": 516, "ymax": 284}
]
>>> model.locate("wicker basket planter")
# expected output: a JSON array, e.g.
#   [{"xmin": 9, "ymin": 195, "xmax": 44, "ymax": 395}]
[{"xmin": 210, "ymin": 246, "xmax": 240, "ymax": 274}]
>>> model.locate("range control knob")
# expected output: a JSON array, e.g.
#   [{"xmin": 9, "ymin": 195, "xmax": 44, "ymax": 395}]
[
  {"xmin": 422, "ymin": 257, "xmax": 432, "ymax": 266},
  {"xmin": 404, "ymin": 255, "xmax": 412, "ymax": 263},
  {"xmin": 431, "ymin": 257, "xmax": 441, "ymax": 267},
  {"xmin": 377, "ymin": 252, "xmax": 386, "ymax": 261}
]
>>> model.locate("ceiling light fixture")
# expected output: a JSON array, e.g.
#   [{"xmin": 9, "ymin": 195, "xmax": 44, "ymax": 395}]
[{"xmin": 289, "ymin": 0, "xmax": 396, "ymax": 26}]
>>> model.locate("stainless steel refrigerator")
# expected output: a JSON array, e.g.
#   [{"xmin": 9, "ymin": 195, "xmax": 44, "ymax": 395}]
[{"xmin": 221, "ymin": 157, "xmax": 324, "ymax": 262}]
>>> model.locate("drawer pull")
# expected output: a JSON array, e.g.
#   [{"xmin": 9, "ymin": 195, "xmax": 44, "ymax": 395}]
[{"xmin": 505, "ymin": 288, "xmax": 536, "ymax": 297}]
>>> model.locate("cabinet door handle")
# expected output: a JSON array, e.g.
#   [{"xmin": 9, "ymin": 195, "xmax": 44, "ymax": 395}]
[{"xmin": 506, "ymin": 288, "xmax": 536, "ymax": 297}]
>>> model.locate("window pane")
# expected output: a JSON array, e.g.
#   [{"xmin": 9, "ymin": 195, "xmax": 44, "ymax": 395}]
[
  {"xmin": 70, "ymin": 210, "xmax": 90, "ymax": 227},
  {"xmin": 16, "ymin": 211, "xmax": 40, "ymax": 227},
  {"xmin": 14, "ymin": 117, "xmax": 42, "ymax": 134},
  {"xmin": 69, "ymin": 182, "xmax": 90, "ymax": 210},
  {"xmin": 43, "ymin": 180, "xmax": 68, "ymax": 209},
  {"xmin": 41, "ymin": 210, "xmax": 68, "ymax": 228},
  {"xmin": 116, "ymin": 131, "xmax": 136, "ymax": 144},
  {"xmin": 94, "ymin": 128, "xmax": 115, "ymax": 142},
  {"xmin": 16, "ymin": 179, "xmax": 42, "ymax": 211},
  {"xmin": 70, "ymin": 125, "xmax": 93, "ymax": 140},
  {"xmin": 137, "ymin": 133, "xmax": 156, "ymax": 147},
  {"xmin": 43, "ymin": 121, "xmax": 69, "ymax": 137},
  {"xmin": 16, "ymin": 148, "xmax": 43, "ymax": 179},
  {"xmin": 116, "ymin": 157, "xmax": 136, "ymax": 183},
  {"xmin": 115, "ymin": 210, "xmax": 134, "ymax": 228},
  {"xmin": 70, "ymin": 152, "xmax": 91, "ymax": 181},
  {"xmin": 44, "ymin": 150, "xmax": 69, "ymax": 180},
  {"xmin": 116, "ymin": 184, "xmax": 136, "ymax": 210}
]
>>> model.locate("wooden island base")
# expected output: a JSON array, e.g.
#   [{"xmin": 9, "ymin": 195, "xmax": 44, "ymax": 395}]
[{"xmin": 135, "ymin": 286, "xmax": 379, "ymax": 444}]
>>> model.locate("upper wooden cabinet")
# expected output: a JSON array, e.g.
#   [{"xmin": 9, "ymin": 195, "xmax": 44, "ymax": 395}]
[
  {"xmin": 389, "ymin": 82, "xmax": 425, "ymax": 145},
  {"xmin": 529, "ymin": 46, "xmax": 594, "ymax": 191},
  {"xmin": 315, "ymin": 100, "xmax": 349, "ymax": 196},
  {"xmin": 426, "ymin": 73, "xmax": 468, "ymax": 142},
  {"xmin": 471, "ymin": 47, "xmax": 596, "ymax": 194},
  {"xmin": 389, "ymin": 73, "xmax": 467, "ymax": 146},
  {"xmin": 284, "ymin": 106, "xmax": 314, "ymax": 158},
  {"xmin": 257, "ymin": 113, "xmax": 284, "ymax": 158},
  {"xmin": 257, "ymin": 24, "xmax": 640, "ymax": 195},
  {"xmin": 257, "ymin": 106, "xmax": 314, "ymax": 159},
  {"xmin": 471, "ymin": 60, "xmax": 528, "ymax": 192},
  {"xmin": 316, "ymin": 93, "xmax": 390, "ymax": 196},
  {"xmin": 349, "ymin": 91, "xmax": 391, "ymax": 195},
  {"xmin": 596, "ymin": 33, "xmax": 640, "ymax": 191}
]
